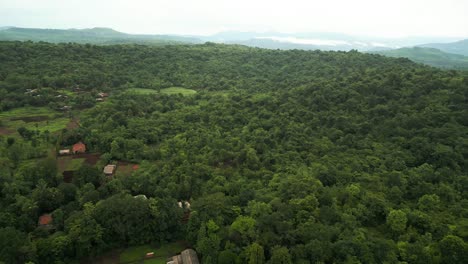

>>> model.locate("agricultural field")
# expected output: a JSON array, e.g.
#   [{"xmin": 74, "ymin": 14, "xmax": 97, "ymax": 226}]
[
  {"xmin": 125, "ymin": 88, "xmax": 159, "ymax": 95},
  {"xmin": 160, "ymin": 87, "xmax": 197, "ymax": 95},
  {"xmin": 115, "ymin": 161, "xmax": 139, "ymax": 177},
  {"xmin": 125, "ymin": 87, "xmax": 197, "ymax": 96},
  {"xmin": 119, "ymin": 242, "xmax": 186, "ymax": 264},
  {"xmin": 57, "ymin": 156, "xmax": 86, "ymax": 172},
  {"xmin": 0, "ymin": 107, "xmax": 70, "ymax": 134}
]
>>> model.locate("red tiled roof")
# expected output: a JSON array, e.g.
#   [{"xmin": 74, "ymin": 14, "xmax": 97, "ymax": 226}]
[
  {"xmin": 132, "ymin": 164, "xmax": 139, "ymax": 170},
  {"xmin": 39, "ymin": 214, "xmax": 53, "ymax": 226},
  {"xmin": 72, "ymin": 141, "xmax": 86, "ymax": 153}
]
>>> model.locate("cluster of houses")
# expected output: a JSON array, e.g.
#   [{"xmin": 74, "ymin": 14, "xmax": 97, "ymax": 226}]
[
  {"xmin": 96, "ymin": 92, "xmax": 109, "ymax": 102},
  {"xmin": 59, "ymin": 141, "xmax": 86, "ymax": 155},
  {"xmin": 59, "ymin": 142, "xmax": 120, "ymax": 178},
  {"xmin": 25, "ymin": 88, "xmax": 39, "ymax": 95}
]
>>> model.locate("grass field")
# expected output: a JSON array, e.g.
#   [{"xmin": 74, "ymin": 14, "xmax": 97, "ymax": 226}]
[
  {"xmin": 119, "ymin": 242, "xmax": 186, "ymax": 264},
  {"xmin": 0, "ymin": 107, "xmax": 69, "ymax": 133},
  {"xmin": 0, "ymin": 107, "xmax": 58, "ymax": 119},
  {"xmin": 125, "ymin": 87, "xmax": 197, "ymax": 96},
  {"xmin": 115, "ymin": 161, "xmax": 138, "ymax": 177},
  {"xmin": 160, "ymin": 87, "xmax": 197, "ymax": 95},
  {"xmin": 57, "ymin": 156, "xmax": 85, "ymax": 172},
  {"xmin": 126, "ymin": 88, "xmax": 159, "ymax": 95},
  {"xmin": 5, "ymin": 117, "xmax": 70, "ymax": 133}
]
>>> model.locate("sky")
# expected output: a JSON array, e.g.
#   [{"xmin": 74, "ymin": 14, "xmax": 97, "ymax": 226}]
[{"xmin": 1, "ymin": 0, "xmax": 468, "ymax": 38}]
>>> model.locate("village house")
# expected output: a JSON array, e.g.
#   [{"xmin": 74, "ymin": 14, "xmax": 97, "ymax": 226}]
[
  {"xmin": 178, "ymin": 201, "xmax": 191, "ymax": 209},
  {"xmin": 167, "ymin": 249, "xmax": 199, "ymax": 264},
  {"xmin": 60, "ymin": 105, "xmax": 72, "ymax": 111},
  {"xmin": 72, "ymin": 142, "xmax": 86, "ymax": 154},
  {"xmin": 97, "ymin": 92, "xmax": 109, "ymax": 98},
  {"xmin": 103, "ymin": 164, "xmax": 117, "ymax": 176},
  {"xmin": 96, "ymin": 98, "xmax": 104, "ymax": 102},
  {"xmin": 59, "ymin": 149, "xmax": 71, "ymax": 155},
  {"xmin": 134, "ymin": 194, "xmax": 148, "ymax": 200},
  {"xmin": 38, "ymin": 214, "xmax": 53, "ymax": 227},
  {"xmin": 25, "ymin": 89, "xmax": 38, "ymax": 95}
]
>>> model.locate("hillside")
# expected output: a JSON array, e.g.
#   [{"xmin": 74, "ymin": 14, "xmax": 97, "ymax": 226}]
[
  {"xmin": 0, "ymin": 42, "xmax": 467, "ymax": 264},
  {"xmin": 0, "ymin": 27, "xmax": 201, "ymax": 45},
  {"xmin": 419, "ymin": 39, "xmax": 468, "ymax": 56},
  {"xmin": 371, "ymin": 47, "xmax": 468, "ymax": 69}
]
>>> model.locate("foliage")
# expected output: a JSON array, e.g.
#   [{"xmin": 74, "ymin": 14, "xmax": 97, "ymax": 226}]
[{"xmin": 0, "ymin": 41, "xmax": 467, "ymax": 263}]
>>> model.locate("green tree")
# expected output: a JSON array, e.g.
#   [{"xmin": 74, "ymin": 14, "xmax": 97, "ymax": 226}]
[
  {"xmin": 439, "ymin": 235, "xmax": 467, "ymax": 264},
  {"xmin": 269, "ymin": 246, "xmax": 292, "ymax": 264},
  {"xmin": 386, "ymin": 209, "xmax": 407, "ymax": 235},
  {"xmin": 246, "ymin": 242, "xmax": 265, "ymax": 264}
]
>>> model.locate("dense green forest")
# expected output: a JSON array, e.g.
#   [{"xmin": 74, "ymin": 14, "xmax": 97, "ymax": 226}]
[{"xmin": 0, "ymin": 41, "xmax": 467, "ymax": 264}]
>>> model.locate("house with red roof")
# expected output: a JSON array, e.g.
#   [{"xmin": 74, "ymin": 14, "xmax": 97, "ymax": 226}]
[
  {"xmin": 38, "ymin": 214, "xmax": 53, "ymax": 227},
  {"xmin": 72, "ymin": 141, "xmax": 86, "ymax": 154}
]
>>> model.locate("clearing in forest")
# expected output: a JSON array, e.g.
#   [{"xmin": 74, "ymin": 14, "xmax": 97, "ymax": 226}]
[
  {"xmin": 160, "ymin": 87, "xmax": 197, "ymax": 95},
  {"xmin": 57, "ymin": 156, "xmax": 85, "ymax": 172},
  {"xmin": 125, "ymin": 87, "xmax": 197, "ymax": 96},
  {"xmin": 118, "ymin": 242, "xmax": 186, "ymax": 264},
  {"xmin": 0, "ymin": 107, "xmax": 69, "ymax": 133}
]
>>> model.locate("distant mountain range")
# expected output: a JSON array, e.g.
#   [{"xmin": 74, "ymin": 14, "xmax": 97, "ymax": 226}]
[
  {"xmin": 419, "ymin": 39, "xmax": 468, "ymax": 56},
  {"xmin": 370, "ymin": 47, "xmax": 468, "ymax": 70},
  {"xmin": 1, "ymin": 26, "xmax": 468, "ymax": 69},
  {"xmin": 0, "ymin": 27, "xmax": 201, "ymax": 45}
]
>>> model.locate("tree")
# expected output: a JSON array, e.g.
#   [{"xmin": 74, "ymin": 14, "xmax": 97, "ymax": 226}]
[
  {"xmin": 218, "ymin": 250, "xmax": 238, "ymax": 264},
  {"xmin": 386, "ymin": 210, "xmax": 407, "ymax": 235},
  {"xmin": 196, "ymin": 220, "xmax": 221, "ymax": 263},
  {"xmin": 439, "ymin": 235, "xmax": 467, "ymax": 264},
  {"xmin": 0, "ymin": 227, "xmax": 31, "ymax": 264},
  {"xmin": 65, "ymin": 204, "xmax": 104, "ymax": 258},
  {"xmin": 269, "ymin": 246, "xmax": 292, "ymax": 264},
  {"xmin": 230, "ymin": 215, "xmax": 257, "ymax": 245},
  {"xmin": 246, "ymin": 242, "xmax": 265, "ymax": 264}
]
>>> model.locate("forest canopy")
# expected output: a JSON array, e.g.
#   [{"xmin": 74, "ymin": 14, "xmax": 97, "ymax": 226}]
[{"xmin": 0, "ymin": 41, "xmax": 467, "ymax": 264}]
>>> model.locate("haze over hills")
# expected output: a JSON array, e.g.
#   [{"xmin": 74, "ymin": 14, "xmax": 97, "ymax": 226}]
[
  {"xmin": 0, "ymin": 26, "xmax": 462, "ymax": 50},
  {"xmin": 1, "ymin": 26, "xmax": 468, "ymax": 69},
  {"xmin": 419, "ymin": 39, "xmax": 468, "ymax": 56},
  {"xmin": 0, "ymin": 27, "xmax": 202, "ymax": 45},
  {"xmin": 370, "ymin": 47, "xmax": 468, "ymax": 70}
]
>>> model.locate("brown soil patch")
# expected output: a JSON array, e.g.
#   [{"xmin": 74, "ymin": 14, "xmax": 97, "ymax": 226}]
[
  {"xmin": 10, "ymin": 115, "xmax": 49, "ymax": 122},
  {"xmin": 0, "ymin": 127, "xmax": 14, "ymax": 135},
  {"xmin": 72, "ymin": 153, "xmax": 101, "ymax": 165},
  {"xmin": 116, "ymin": 161, "xmax": 138, "ymax": 177},
  {"xmin": 56, "ymin": 156, "xmax": 72, "ymax": 173},
  {"xmin": 66, "ymin": 118, "xmax": 80, "ymax": 130}
]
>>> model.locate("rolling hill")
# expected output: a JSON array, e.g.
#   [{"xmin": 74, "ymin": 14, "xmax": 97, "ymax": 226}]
[
  {"xmin": 419, "ymin": 39, "xmax": 468, "ymax": 56},
  {"xmin": 0, "ymin": 27, "xmax": 202, "ymax": 45},
  {"xmin": 371, "ymin": 47, "xmax": 468, "ymax": 69}
]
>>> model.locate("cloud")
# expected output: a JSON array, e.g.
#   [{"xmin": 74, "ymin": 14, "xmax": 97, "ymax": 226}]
[{"xmin": 0, "ymin": 0, "xmax": 467, "ymax": 37}]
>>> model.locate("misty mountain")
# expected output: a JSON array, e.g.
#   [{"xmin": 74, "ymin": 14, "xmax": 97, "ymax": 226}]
[
  {"xmin": 370, "ymin": 47, "xmax": 468, "ymax": 69},
  {"xmin": 0, "ymin": 27, "xmax": 202, "ymax": 45},
  {"xmin": 198, "ymin": 31, "xmax": 461, "ymax": 51},
  {"xmin": 419, "ymin": 39, "xmax": 468, "ymax": 56}
]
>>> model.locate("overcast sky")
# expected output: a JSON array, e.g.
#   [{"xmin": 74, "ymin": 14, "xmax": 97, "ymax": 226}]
[{"xmin": 1, "ymin": 0, "xmax": 468, "ymax": 38}]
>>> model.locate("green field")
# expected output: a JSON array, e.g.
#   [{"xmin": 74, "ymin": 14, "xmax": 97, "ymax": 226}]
[
  {"xmin": 161, "ymin": 87, "xmax": 197, "ymax": 95},
  {"xmin": 119, "ymin": 242, "xmax": 185, "ymax": 264},
  {"xmin": 0, "ymin": 107, "xmax": 69, "ymax": 134},
  {"xmin": 0, "ymin": 107, "xmax": 58, "ymax": 119},
  {"xmin": 126, "ymin": 87, "xmax": 197, "ymax": 96},
  {"xmin": 3, "ymin": 117, "xmax": 70, "ymax": 133},
  {"xmin": 57, "ymin": 157, "xmax": 85, "ymax": 172},
  {"xmin": 126, "ymin": 88, "xmax": 159, "ymax": 95}
]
